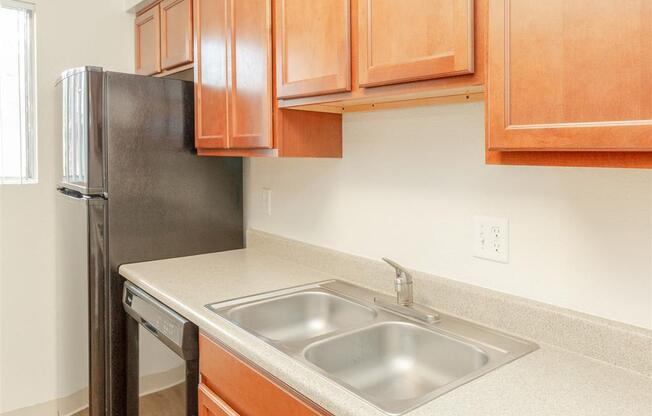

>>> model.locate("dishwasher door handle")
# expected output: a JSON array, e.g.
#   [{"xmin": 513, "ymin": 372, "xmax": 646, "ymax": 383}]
[{"xmin": 141, "ymin": 319, "xmax": 159, "ymax": 336}]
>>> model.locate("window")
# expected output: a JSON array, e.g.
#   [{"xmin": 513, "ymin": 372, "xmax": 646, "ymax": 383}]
[{"xmin": 0, "ymin": 0, "xmax": 36, "ymax": 184}]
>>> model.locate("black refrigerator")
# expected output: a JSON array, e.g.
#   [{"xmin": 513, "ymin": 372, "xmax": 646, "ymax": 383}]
[{"xmin": 55, "ymin": 67, "xmax": 243, "ymax": 416}]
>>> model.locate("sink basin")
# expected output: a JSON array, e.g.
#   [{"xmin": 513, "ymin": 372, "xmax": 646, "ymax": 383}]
[
  {"xmin": 207, "ymin": 280, "xmax": 537, "ymax": 415},
  {"xmin": 226, "ymin": 291, "xmax": 376, "ymax": 342},
  {"xmin": 304, "ymin": 322, "xmax": 488, "ymax": 414}
]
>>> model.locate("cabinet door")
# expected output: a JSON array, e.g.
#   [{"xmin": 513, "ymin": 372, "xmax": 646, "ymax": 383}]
[
  {"xmin": 357, "ymin": 0, "xmax": 474, "ymax": 88},
  {"xmin": 135, "ymin": 5, "xmax": 162, "ymax": 75},
  {"xmin": 228, "ymin": 0, "xmax": 273, "ymax": 149},
  {"xmin": 276, "ymin": 0, "xmax": 351, "ymax": 99},
  {"xmin": 199, "ymin": 384, "xmax": 239, "ymax": 416},
  {"xmin": 488, "ymin": 0, "xmax": 652, "ymax": 151},
  {"xmin": 194, "ymin": 0, "xmax": 228, "ymax": 148},
  {"xmin": 161, "ymin": 0, "xmax": 194, "ymax": 70},
  {"xmin": 199, "ymin": 335, "xmax": 329, "ymax": 415}
]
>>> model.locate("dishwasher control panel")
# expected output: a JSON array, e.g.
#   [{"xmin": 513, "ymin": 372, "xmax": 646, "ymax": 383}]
[{"xmin": 123, "ymin": 281, "xmax": 198, "ymax": 360}]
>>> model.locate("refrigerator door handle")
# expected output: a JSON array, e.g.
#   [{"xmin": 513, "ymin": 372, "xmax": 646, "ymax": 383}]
[{"xmin": 57, "ymin": 186, "xmax": 104, "ymax": 202}]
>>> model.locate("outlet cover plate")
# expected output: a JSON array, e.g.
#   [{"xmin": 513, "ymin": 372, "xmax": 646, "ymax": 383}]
[{"xmin": 473, "ymin": 216, "xmax": 509, "ymax": 263}]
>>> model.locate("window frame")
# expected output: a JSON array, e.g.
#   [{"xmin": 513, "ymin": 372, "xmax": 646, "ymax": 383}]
[{"xmin": 0, "ymin": 0, "xmax": 37, "ymax": 184}]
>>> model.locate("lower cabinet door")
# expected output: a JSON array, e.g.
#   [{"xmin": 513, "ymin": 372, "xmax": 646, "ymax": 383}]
[
  {"xmin": 199, "ymin": 384, "xmax": 239, "ymax": 416},
  {"xmin": 199, "ymin": 334, "xmax": 329, "ymax": 415}
]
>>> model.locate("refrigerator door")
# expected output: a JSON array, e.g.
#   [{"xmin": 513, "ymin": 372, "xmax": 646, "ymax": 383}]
[
  {"xmin": 103, "ymin": 73, "xmax": 244, "ymax": 416},
  {"xmin": 57, "ymin": 66, "xmax": 105, "ymax": 195},
  {"xmin": 88, "ymin": 197, "xmax": 108, "ymax": 415},
  {"xmin": 55, "ymin": 190, "xmax": 107, "ymax": 415},
  {"xmin": 56, "ymin": 70, "xmax": 243, "ymax": 416}
]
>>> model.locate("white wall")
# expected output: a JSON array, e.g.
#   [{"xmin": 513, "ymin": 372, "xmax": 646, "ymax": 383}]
[
  {"xmin": 124, "ymin": 0, "xmax": 158, "ymax": 13},
  {"xmin": 0, "ymin": 0, "xmax": 134, "ymax": 413},
  {"xmin": 246, "ymin": 102, "xmax": 652, "ymax": 330}
]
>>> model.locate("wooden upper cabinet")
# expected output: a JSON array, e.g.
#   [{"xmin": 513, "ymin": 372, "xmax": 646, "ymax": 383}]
[
  {"xmin": 276, "ymin": 0, "xmax": 486, "ymax": 111},
  {"xmin": 229, "ymin": 0, "xmax": 273, "ymax": 149},
  {"xmin": 357, "ymin": 0, "xmax": 474, "ymax": 88},
  {"xmin": 194, "ymin": 0, "xmax": 228, "ymax": 148},
  {"xmin": 488, "ymin": 0, "xmax": 652, "ymax": 151},
  {"xmin": 160, "ymin": 0, "xmax": 194, "ymax": 70},
  {"xmin": 275, "ymin": 0, "xmax": 351, "ymax": 99},
  {"xmin": 193, "ymin": 0, "xmax": 271, "ymax": 149},
  {"xmin": 135, "ymin": 5, "xmax": 162, "ymax": 75},
  {"xmin": 194, "ymin": 0, "xmax": 342, "ymax": 157}
]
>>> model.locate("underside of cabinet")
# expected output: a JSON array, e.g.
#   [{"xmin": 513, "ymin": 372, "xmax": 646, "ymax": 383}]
[
  {"xmin": 197, "ymin": 108, "xmax": 342, "ymax": 158},
  {"xmin": 486, "ymin": 150, "xmax": 652, "ymax": 169}
]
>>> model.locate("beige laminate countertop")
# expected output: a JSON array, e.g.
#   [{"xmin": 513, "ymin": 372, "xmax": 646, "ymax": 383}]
[{"xmin": 119, "ymin": 248, "xmax": 652, "ymax": 416}]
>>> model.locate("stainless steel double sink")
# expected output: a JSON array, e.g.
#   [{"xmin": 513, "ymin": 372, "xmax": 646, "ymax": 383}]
[{"xmin": 206, "ymin": 280, "xmax": 538, "ymax": 415}]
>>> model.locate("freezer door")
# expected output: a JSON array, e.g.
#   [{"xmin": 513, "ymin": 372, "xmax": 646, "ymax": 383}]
[
  {"xmin": 55, "ymin": 190, "xmax": 107, "ymax": 415},
  {"xmin": 57, "ymin": 66, "xmax": 105, "ymax": 195}
]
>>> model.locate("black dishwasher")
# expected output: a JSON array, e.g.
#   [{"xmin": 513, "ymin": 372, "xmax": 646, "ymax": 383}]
[{"xmin": 123, "ymin": 281, "xmax": 199, "ymax": 416}]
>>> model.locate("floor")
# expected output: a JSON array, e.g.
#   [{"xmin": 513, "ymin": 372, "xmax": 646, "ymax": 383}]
[{"xmin": 73, "ymin": 383, "xmax": 185, "ymax": 416}]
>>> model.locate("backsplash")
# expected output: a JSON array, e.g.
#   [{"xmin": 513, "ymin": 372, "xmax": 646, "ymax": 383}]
[
  {"xmin": 247, "ymin": 229, "xmax": 652, "ymax": 378},
  {"xmin": 245, "ymin": 102, "xmax": 652, "ymax": 329}
]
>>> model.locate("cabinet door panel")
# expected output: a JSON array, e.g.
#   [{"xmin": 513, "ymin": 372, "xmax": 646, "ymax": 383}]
[
  {"xmin": 194, "ymin": 0, "xmax": 228, "ymax": 148},
  {"xmin": 199, "ymin": 335, "xmax": 328, "ymax": 415},
  {"xmin": 358, "ymin": 0, "xmax": 474, "ymax": 87},
  {"xmin": 276, "ymin": 0, "xmax": 351, "ymax": 99},
  {"xmin": 161, "ymin": 0, "xmax": 194, "ymax": 70},
  {"xmin": 488, "ymin": 0, "xmax": 652, "ymax": 151},
  {"xmin": 198, "ymin": 384, "xmax": 239, "ymax": 416},
  {"xmin": 228, "ymin": 0, "xmax": 273, "ymax": 149},
  {"xmin": 135, "ymin": 5, "xmax": 162, "ymax": 76}
]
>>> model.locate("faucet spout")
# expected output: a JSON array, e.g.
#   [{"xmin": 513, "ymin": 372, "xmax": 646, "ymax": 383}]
[
  {"xmin": 382, "ymin": 258, "xmax": 413, "ymax": 306},
  {"xmin": 376, "ymin": 257, "xmax": 439, "ymax": 323}
]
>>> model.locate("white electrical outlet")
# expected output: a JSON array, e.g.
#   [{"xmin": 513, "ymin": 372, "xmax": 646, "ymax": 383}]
[
  {"xmin": 473, "ymin": 216, "xmax": 509, "ymax": 263},
  {"xmin": 262, "ymin": 188, "xmax": 272, "ymax": 216}
]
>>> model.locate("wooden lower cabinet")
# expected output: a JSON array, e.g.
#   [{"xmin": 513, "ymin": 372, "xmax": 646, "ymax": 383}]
[
  {"xmin": 199, "ymin": 384, "xmax": 239, "ymax": 416},
  {"xmin": 199, "ymin": 334, "xmax": 330, "ymax": 416}
]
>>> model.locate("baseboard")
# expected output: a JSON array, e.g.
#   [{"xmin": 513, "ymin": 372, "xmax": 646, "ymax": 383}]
[
  {"xmin": 0, "ymin": 402, "xmax": 58, "ymax": 416},
  {"xmin": 58, "ymin": 387, "xmax": 88, "ymax": 416},
  {"xmin": 138, "ymin": 364, "xmax": 186, "ymax": 397}
]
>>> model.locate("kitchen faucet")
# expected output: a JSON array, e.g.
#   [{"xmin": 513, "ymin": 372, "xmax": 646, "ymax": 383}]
[
  {"xmin": 382, "ymin": 257, "xmax": 414, "ymax": 306},
  {"xmin": 374, "ymin": 258, "xmax": 440, "ymax": 323}
]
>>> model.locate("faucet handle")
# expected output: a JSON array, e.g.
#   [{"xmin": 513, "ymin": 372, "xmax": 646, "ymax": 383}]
[{"xmin": 382, "ymin": 257, "xmax": 413, "ymax": 282}]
